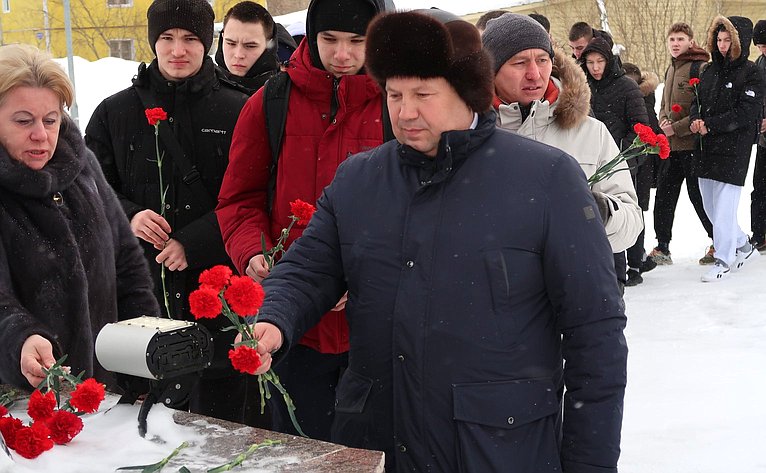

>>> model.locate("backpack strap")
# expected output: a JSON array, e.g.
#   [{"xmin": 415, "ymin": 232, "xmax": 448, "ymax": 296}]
[
  {"xmin": 262, "ymin": 73, "xmax": 394, "ymax": 214},
  {"xmin": 262, "ymin": 72, "xmax": 292, "ymax": 215},
  {"xmin": 133, "ymin": 86, "xmax": 215, "ymax": 209}
]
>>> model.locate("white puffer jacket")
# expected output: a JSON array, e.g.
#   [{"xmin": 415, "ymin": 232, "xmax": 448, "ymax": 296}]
[{"xmin": 496, "ymin": 49, "xmax": 642, "ymax": 253}]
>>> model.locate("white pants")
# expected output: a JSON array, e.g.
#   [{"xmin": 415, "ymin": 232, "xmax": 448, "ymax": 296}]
[{"xmin": 698, "ymin": 177, "xmax": 749, "ymax": 266}]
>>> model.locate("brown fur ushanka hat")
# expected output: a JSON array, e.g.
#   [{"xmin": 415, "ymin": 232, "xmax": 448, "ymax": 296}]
[{"xmin": 364, "ymin": 10, "xmax": 494, "ymax": 113}]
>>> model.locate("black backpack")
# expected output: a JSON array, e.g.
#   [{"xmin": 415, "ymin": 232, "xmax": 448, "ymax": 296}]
[{"xmin": 262, "ymin": 72, "xmax": 394, "ymax": 214}]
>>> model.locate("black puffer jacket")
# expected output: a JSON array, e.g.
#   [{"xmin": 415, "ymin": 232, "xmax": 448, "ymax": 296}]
[
  {"xmin": 85, "ymin": 58, "xmax": 248, "ymax": 373},
  {"xmin": 582, "ymin": 39, "xmax": 649, "ymax": 150},
  {"xmin": 691, "ymin": 15, "xmax": 765, "ymax": 185},
  {"xmin": 0, "ymin": 118, "xmax": 158, "ymax": 389}
]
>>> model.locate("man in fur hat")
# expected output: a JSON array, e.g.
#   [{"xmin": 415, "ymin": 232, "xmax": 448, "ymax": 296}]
[
  {"xmin": 241, "ymin": 10, "xmax": 628, "ymax": 473},
  {"xmin": 482, "ymin": 13, "xmax": 642, "ymax": 273}
]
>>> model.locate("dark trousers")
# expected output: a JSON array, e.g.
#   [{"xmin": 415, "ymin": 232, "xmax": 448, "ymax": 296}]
[
  {"xmin": 627, "ymin": 162, "xmax": 650, "ymax": 268},
  {"xmin": 270, "ymin": 344, "xmax": 348, "ymax": 441},
  {"xmin": 653, "ymin": 150, "xmax": 713, "ymax": 245},
  {"xmin": 614, "ymin": 251, "xmax": 627, "ymax": 284},
  {"xmin": 751, "ymin": 144, "xmax": 766, "ymax": 242},
  {"xmin": 189, "ymin": 374, "xmax": 249, "ymax": 424}
]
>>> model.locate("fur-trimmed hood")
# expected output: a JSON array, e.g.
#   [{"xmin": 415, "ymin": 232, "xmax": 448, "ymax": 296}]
[
  {"xmin": 638, "ymin": 71, "xmax": 659, "ymax": 97},
  {"xmin": 550, "ymin": 47, "xmax": 592, "ymax": 130},
  {"xmin": 706, "ymin": 15, "xmax": 753, "ymax": 65}
]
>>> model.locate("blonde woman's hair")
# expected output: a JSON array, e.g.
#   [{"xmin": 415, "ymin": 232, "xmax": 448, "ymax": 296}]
[{"xmin": 0, "ymin": 44, "xmax": 74, "ymax": 109}]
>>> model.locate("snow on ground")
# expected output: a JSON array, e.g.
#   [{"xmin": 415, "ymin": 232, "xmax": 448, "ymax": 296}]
[{"xmin": 33, "ymin": 57, "xmax": 766, "ymax": 472}]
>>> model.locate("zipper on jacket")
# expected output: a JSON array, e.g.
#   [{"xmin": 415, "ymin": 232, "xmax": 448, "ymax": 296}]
[{"xmin": 330, "ymin": 77, "xmax": 340, "ymax": 123}]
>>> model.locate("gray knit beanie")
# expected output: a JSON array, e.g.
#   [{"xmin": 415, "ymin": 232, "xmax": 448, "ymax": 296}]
[
  {"xmin": 147, "ymin": 0, "xmax": 215, "ymax": 54},
  {"xmin": 481, "ymin": 13, "xmax": 553, "ymax": 73}
]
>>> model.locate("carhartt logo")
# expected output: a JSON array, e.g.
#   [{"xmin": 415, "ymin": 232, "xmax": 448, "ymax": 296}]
[{"xmin": 201, "ymin": 128, "xmax": 227, "ymax": 135}]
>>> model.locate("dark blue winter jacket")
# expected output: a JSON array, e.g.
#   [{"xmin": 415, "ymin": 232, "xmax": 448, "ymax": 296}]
[{"xmin": 259, "ymin": 112, "xmax": 628, "ymax": 473}]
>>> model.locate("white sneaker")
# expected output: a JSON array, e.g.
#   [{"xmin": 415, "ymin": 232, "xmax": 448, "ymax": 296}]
[
  {"xmin": 701, "ymin": 259, "xmax": 730, "ymax": 282},
  {"xmin": 733, "ymin": 243, "xmax": 760, "ymax": 270}
]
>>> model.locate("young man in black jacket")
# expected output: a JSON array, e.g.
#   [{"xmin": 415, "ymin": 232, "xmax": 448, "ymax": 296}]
[
  {"xmin": 85, "ymin": 0, "xmax": 250, "ymax": 423},
  {"xmin": 690, "ymin": 16, "xmax": 764, "ymax": 281},
  {"xmin": 214, "ymin": 1, "xmax": 281, "ymax": 95}
]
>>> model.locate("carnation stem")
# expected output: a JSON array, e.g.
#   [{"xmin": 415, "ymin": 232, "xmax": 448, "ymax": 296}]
[
  {"xmin": 154, "ymin": 124, "xmax": 173, "ymax": 319},
  {"xmin": 206, "ymin": 440, "xmax": 281, "ymax": 473},
  {"xmin": 263, "ymin": 369, "xmax": 307, "ymax": 437}
]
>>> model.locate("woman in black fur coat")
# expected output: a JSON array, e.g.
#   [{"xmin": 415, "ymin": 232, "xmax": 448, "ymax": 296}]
[{"xmin": 0, "ymin": 44, "xmax": 159, "ymax": 390}]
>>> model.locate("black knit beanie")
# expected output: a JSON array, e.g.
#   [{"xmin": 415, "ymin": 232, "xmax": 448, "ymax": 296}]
[
  {"xmin": 482, "ymin": 13, "xmax": 553, "ymax": 73},
  {"xmin": 305, "ymin": 0, "xmax": 380, "ymax": 71},
  {"xmin": 753, "ymin": 19, "xmax": 766, "ymax": 45},
  {"xmin": 312, "ymin": 0, "xmax": 377, "ymax": 36},
  {"xmin": 147, "ymin": 0, "xmax": 215, "ymax": 54},
  {"xmin": 365, "ymin": 10, "xmax": 495, "ymax": 113}
]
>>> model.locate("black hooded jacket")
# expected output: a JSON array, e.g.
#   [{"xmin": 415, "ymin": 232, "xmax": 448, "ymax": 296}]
[
  {"xmin": 691, "ymin": 15, "xmax": 765, "ymax": 185},
  {"xmin": 215, "ymin": 30, "xmax": 280, "ymax": 95},
  {"xmin": 581, "ymin": 39, "xmax": 649, "ymax": 151},
  {"xmin": 85, "ymin": 57, "xmax": 248, "ymax": 375}
]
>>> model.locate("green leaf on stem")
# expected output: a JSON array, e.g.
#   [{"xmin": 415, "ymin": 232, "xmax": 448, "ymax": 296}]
[
  {"xmin": 116, "ymin": 441, "xmax": 189, "ymax": 472},
  {"xmin": 206, "ymin": 440, "xmax": 282, "ymax": 473}
]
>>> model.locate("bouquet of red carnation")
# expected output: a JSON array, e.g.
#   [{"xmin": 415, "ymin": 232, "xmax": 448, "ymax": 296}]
[
  {"xmin": 0, "ymin": 356, "xmax": 105, "ymax": 459},
  {"xmin": 588, "ymin": 123, "xmax": 670, "ymax": 185},
  {"xmin": 261, "ymin": 199, "xmax": 316, "ymax": 270},
  {"xmin": 188, "ymin": 266, "xmax": 306, "ymax": 437}
]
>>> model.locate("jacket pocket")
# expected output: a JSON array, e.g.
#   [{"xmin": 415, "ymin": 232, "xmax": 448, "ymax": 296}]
[
  {"xmin": 452, "ymin": 378, "xmax": 562, "ymax": 473},
  {"xmin": 334, "ymin": 368, "xmax": 373, "ymax": 414},
  {"xmin": 482, "ymin": 248, "xmax": 543, "ymax": 340},
  {"xmin": 331, "ymin": 369, "xmax": 374, "ymax": 448}
]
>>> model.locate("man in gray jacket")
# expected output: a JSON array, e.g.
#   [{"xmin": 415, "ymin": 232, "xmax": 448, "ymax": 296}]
[{"xmin": 483, "ymin": 13, "xmax": 643, "ymax": 285}]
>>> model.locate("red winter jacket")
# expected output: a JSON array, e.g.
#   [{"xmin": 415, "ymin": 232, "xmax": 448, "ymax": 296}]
[{"xmin": 217, "ymin": 40, "xmax": 384, "ymax": 354}]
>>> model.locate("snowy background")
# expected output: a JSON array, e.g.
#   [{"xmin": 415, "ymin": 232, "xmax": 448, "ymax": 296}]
[{"xmin": 19, "ymin": 52, "xmax": 762, "ymax": 472}]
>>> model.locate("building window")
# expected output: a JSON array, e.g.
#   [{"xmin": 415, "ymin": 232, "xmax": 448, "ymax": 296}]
[
  {"xmin": 107, "ymin": 0, "xmax": 132, "ymax": 7},
  {"xmin": 108, "ymin": 39, "xmax": 134, "ymax": 60},
  {"xmin": 2, "ymin": 0, "xmax": 10, "ymax": 13}
]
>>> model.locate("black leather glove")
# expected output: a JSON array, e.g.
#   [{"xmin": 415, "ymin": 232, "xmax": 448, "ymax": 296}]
[{"xmin": 592, "ymin": 191, "xmax": 611, "ymax": 224}]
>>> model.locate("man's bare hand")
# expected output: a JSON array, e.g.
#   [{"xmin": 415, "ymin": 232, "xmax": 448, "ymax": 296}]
[
  {"xmin": 234, "ymin": 323, "xmax": 283, "ymax": 375},
  {"xmin": 331, "ymin": 292, "xmax": 348, "ymax": 311},
  {"xmin": 246, "ymin": 254, "xmax": 270, "ymax": 282},
  {"xmin": 131, "ymin": 209, "xmax": 171, "ymax": 248},
  {"xmin": 660, "ymin": 120, "xmax": 675, "ymax": 137},
  {"xmin": 156, "ymin": 238, "xmax": 188, "ymax": 271},
  {"xmin": 20, "ymin": 335, "xmax": 56, "ymax": 387}
]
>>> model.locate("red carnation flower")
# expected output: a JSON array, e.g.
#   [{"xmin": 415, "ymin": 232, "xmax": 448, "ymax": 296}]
[
  {"xmin": 0, "ymin": 405, "xmax": 8, "ymax": 417},
  {"xmin": 228, "ymin": 346, "xmax": 262, "ymax": 374},
  {"xmin": 12, "ymin": 423, "xmax": 54, "ymax": 459},
  {"xmin": 144, "ymin": 107, "xmax": 167, "ymax": 126},
  {"xmin": 224, "ymin": 276, "xmax": 265, "ymax": 316},
  {"xmin": 27, "ymin": 389, "xmax": 56, "ymax": 422},
  {"xmin": 46, "ymin": 410, "xmax": 83, "ymax": 445},
  {"xmin": 69, "ymin": 378, "xmax": 105, "ymax": 414},
  {"xmin": 199, "ymin": 265, "xmax": 233, "ymax": 292},
  {"xmin": 290, "ymin": 199, "xmax": 316, "ymax": 226},
  {"xmin": 0, "ymin": 416, "xmax": 24, "ymax": 449},
  {"xmin": 689, "ymin": 77, "xmax": 700, "ymax": 87},
  {"xmin": 634, "ymin": 123, "xmax": 658, "ymax": 146},
  {"xmin": 189, "ymin": 286, "xmax": 223, "ymax": 319},
  {"xmin": 657, "ymin": 134, "xmax": 671, "ymax": 159},
  {"xmin": 671, "ymin": 103, "xmax": 682, "ymax": 113}
]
